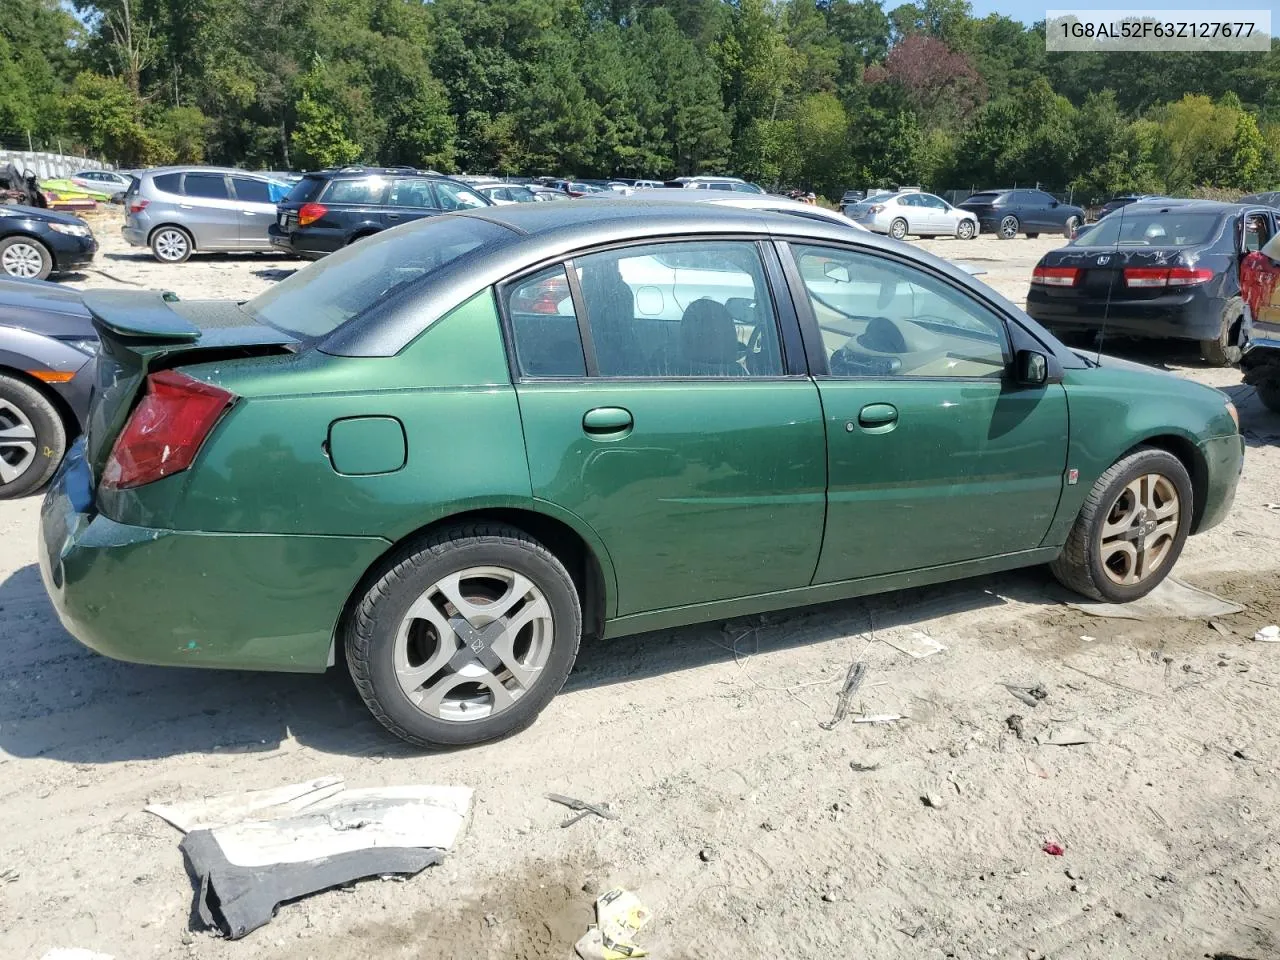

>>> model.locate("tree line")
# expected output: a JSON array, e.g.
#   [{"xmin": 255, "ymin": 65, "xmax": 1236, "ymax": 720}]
[{"xmin": 3, "ymin": 0, "xmax": 1279, "ymax": 201}]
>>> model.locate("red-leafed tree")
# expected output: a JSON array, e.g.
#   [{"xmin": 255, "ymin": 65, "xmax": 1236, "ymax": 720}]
[{"xmin": 870, "ymin": 34, "xmax": 987, "ymax": 128}]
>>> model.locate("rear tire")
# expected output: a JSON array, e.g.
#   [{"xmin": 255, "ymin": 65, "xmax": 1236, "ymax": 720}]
[
  {"xmin": 150, "ymin": 226, "xmax": 193, "ymax": 264},
  {"xmin": 0, "ymin": 236, "xmax": 53, "ymax": 280},
  {"xmin": 345, "ymin": 523, "xmax": 582, "ymax": 748},
  {"xmin": 0, "ymin": 374, "xmax": 67, "ymax": 499},
  {"xmin": 1257, "ymin": 379, "xmax": 1280, "ymax": 414},
  {"xmin": 1199, "ymin": 296, "xmax": 1244, "ymax": 367},
  {"xmin": 1050, "ymin": 447, "xmax": 1193, "ymax": 603}
]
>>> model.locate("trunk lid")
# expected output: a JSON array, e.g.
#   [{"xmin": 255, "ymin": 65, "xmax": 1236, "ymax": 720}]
[{"xmin": 82, "ymin": 290, "xmax": 298, "ymax": 478}]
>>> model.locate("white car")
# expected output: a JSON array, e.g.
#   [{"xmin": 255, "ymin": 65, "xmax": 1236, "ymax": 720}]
[
  {"xmin": 847, "ymin": 191, "xmax": 979, "ymax": 240},
  {"xmin": 470, "ymin": 182, "xmax": 539, "ymax": 205},
  {"xmin": 69, "ymin": 169, "xmax": 134, "ymax": 196}
]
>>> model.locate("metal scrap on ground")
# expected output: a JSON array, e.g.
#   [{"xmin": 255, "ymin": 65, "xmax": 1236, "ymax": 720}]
[
  {"xmin": 547, "ymin": 793, "xmax": 620, "ymax": 828},
  {"xmin": 819, "ymin": 660, "xmax": 867, "ymax": 730}
]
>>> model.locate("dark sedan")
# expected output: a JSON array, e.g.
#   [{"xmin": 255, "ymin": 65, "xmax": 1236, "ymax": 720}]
[
  {"xmin": 0, "ymin": 278, "xmax": 95, "ymax": 497},
  {"xmin": 958, "ymin": 189, "xmax": 1085, "ymax": 240},
  {"xmin": 0, "ymin": 205, "xmax": 97, "ymax": 280},
  {"xmin": 1026, "ymin": 199, "xmax": 1271, "ymax": 366}
]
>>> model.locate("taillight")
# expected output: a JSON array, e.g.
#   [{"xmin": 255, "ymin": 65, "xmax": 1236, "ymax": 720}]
[
  {"xmin": 298, "ymin": 202, "xmax": 328, "ymax": 227},
  {"xmin": 529, "ymin": 277, "xmax": 568, "ymax": 313},
  {"xmin": 867, "ymin": 204, "xmax": 884, "ymax": 214},
  {"xmin": 128, "ymin": 198, "xmax": 149, "ymax": 214},
  {"xmin": 102, "ymin": 371, "xmax": 235, "ymax": 490},
  {"xmin": 1031, "ymin": 265, "xmax": 1079, "ymax": 287},
  {"xmin": 1123, "ymin": 266, "xmax": 1214, "ymax": 288}
]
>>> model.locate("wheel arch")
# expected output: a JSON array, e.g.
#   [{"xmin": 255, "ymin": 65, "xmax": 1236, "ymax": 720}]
[
  {"xmin": 0, "ymin": 363, "xmax": 81, "ymax": 440},
  {"xmin": 1125, "ymin": 433, "xmax": 1210, "ymax": 532},
  {"xmin": 345, "ymin": 225, "xmax": 383, "ymax": 244},
  {"xmin": 0, "ymin": 231, "xmax": 54, "ymax": 268},
  {"xmin": 338, "ymin": 504, "xmax": 617, "ymax": 653}
]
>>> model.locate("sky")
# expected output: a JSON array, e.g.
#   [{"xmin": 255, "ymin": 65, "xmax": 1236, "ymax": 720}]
[{"xmin": 967, "ymin": 0, "xmax": 1280, "ymax": 26}]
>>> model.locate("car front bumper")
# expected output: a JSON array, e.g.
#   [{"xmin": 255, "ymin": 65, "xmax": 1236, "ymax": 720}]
[
  {"xmin": 48, "ymin": 233, "xmax": 98, "ymax": 271},
  {"xmin": 39, "ymin": 442, "xmax": 389, "ymax": 673}
]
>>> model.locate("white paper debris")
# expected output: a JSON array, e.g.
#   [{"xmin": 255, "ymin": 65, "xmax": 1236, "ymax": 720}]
[
  {"xmin": 146, "ymin": 776, "xmax": 345, "ymax": 832},
  {"xmin": 881, "ymin": 629, "xmax": 947, "ymax": 659},
  {"xmin": 1255, "ymin": 625, "xmax": 1280, "ymax": 643},
  {"xmin": 1068, "ymin": 578, "xmax": 1243, "ymax": 621}
]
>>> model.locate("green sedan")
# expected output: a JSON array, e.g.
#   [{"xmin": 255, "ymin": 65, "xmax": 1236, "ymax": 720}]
[{"xmin": 39, "ymin": 202, "xmax": 1244, "ymax": 748}]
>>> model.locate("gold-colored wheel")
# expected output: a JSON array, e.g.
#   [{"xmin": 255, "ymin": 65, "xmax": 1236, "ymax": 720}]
[{"xmin": 1099, "ymin": 473, "xmax": 1180, "ymax": 586}]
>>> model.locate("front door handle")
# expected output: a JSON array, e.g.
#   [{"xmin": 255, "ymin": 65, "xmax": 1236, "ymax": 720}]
[
  {"xmin": 583, "ymin": 407, "xmax": 633, "ymax": 434},
  {"xmin": 240, "ymin": 209, "xmax": 257, "ymax": 215},
  {"xmin": 857, "ymin": 403, "xmax": 898, "ymax": 428},
  {"xmin": 387, "ymin": 213, "xmax": 402, "ymax": 220}
]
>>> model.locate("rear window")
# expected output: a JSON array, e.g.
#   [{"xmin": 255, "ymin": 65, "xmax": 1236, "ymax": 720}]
[
  {"xmin": 964, "ymin": 192, "xmax": 1002, "ymax": 204},
  {"xmin": 322, "ymin": 177, "xmax": 388, "ymax": 205},
  {"xmin": 286, "ymin": 176, "xmax": 326, "ymax": 204},
  {"xmin": 245, "ymin": 216, "xmax": 510, "ymax": 338},
  {"xmin": 1073, "ymin": 211, "xmax": 1224, "ymax": 248},
  {"xmin": 151, "ymin": 172, "xmax": 182, "ymax": 194}
]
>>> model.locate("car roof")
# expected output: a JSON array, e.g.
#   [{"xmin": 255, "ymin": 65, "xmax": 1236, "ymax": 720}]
[
  {"xmin": 142, "ymin": 166, "xmax": 278, "ymax": 177},
  {"xmin": 1125, "ymin": 198, "xmax": 1240, "ymax": 212},
  {"xmin": 603, "ymin": 190, "xmax": 867, "ymax": 227},
  {"xmin": 324, "ymin": 200, "xmax": 1034, "ymax": 358}
]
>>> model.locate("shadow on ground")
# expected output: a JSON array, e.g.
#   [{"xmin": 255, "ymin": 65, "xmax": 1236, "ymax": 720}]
[{"xmin": 0, "ymin": 559, "xmax": 1058, "ymax": 765}]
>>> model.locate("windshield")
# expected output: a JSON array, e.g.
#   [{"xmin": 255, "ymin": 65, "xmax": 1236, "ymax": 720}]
[
  {"xmin": 246, "ymin": 216, "xmax": 511, "ymax": 338},
  {"xmin": 1073, "ymin": 211, "xmax": 1223, "ymax": 248}
]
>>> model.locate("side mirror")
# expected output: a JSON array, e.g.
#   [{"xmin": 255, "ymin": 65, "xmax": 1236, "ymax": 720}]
[
  {"xmin": 1014, "ymin": 349, "xmax": 1048, "ymax": 386},
  {"xmin": 1050, "ymin": 200, "xmax": 1059, "ymax": 207}
]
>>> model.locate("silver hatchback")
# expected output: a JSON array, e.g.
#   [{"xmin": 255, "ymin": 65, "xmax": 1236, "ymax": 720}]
[{"xmin": 122, "ymin": 167, "xmax": 291, "ymax": 263}]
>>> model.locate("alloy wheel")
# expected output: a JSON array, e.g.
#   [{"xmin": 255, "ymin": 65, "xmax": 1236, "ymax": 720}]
[
  {"xmin": 0, "ymin": 398, "xmax": 37, "ymax": 486},
  {"xmin": 890, "ymin": 219, "xmax": 908, "ymax": 239},
  {"xmin": 393, "ymin": 565, "xmax": 555, "ymax": 722},
  {"xmin": 957, "ymin": 220, "xmax": 975, "ymax": 239},
  {"xmin": 1099, "ymin": 473, "xmax": 1180, "ymax": 585},
  {"xmin": 999, "ymin": 216, "xmax": 1019, "ymax": 239},
  {"xmin": 154, "ymin": 230, "xmax": 189, "ymax": 261},
  {"xmin": 1, "ymin": 241, "xmax": 44, "ymax": 279}
]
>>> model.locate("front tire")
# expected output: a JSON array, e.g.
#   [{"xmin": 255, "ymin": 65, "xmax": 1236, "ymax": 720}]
[
  {"xmin": 1064, "ymin": 216, "xmax": 1080, "ymax": 238},
  {"xmin": 1050, "ymin": 447, "xmax": 1193, "ymax": 603},
  {"xmin": 1257, "ymin": 379, "xmax": 1280, "ymax": 414},
  {"xmin": 889, "ymin": 218, "xmax": 909, "ymax": 240},
  {"xmin": 998, "ymin": 215, "xmax": 1019, "ymax": 240},
  {"xmin": 345, "ymin": 523, "xmax": 582, "ymax": 748},
  {"xmin": 0, "ymin": 374, "xmax": 67, "ymax": 499},
  {"xmin": 150, "ymin": 226, "xmax": 193, "ymax": 263},
  {"xmin": 0, "ymin": 236, "xmax": 53, "ymax": 280},
  {"xmin": 1199, "ymin": 296, "xmax": 1244, "ymax": 366},
  {"xmin": 956, "ymin": 219, "xmax": 976, "ymax": 240}
]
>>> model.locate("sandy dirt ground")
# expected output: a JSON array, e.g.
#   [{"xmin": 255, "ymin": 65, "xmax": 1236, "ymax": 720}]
[{"xmin": 3, "ymin": 214, "xmax": 1280, "ymax": 960}]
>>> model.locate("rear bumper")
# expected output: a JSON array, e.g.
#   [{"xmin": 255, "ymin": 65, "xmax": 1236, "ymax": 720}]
[
  {"xmin": 1195, "ymin": 433, "xmax": 1245, "ymax": 534},
  {"xmin": 121, "ymin": 225, "xmax": 147, "ymax": 247},
  {"xmin": 39, "ymin": 442, "xmax": 389, "ymax": 673},
  {"xmin": 270, "ymin": 224, "xmax": 342, "ymax": 259},
  {"xmin": 1027, "ymin": 292, "xmax": 1223, "ymax": 342}
]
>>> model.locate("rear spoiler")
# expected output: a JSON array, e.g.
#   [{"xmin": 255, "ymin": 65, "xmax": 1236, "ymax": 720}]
[{"xmin": 81, "ymin": 290, "xmax": 300, "ymax": 352}]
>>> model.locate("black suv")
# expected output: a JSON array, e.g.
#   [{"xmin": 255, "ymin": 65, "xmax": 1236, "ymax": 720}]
[{"xmin": 270, "ymin": 167, "xmax": 491, "ymax": 259}]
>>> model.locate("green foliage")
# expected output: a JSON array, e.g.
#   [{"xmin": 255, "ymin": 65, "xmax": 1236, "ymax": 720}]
[{"xmin": 7, "ymin": 0, "xmax": 1279, "ymax": 200}]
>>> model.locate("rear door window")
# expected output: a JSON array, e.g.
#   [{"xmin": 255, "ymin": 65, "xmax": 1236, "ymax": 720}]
[
  {"xmin": 431, "ymin": 180, "xmax": 487, "ymax": 211},
  {"xmin": 1244, "ymin": 212, "xmax": 1272, "ymax": 252},
  {"xmin": 322, "ymin": 177, "xmax": 389, "ymax": 205},
  {"xmin": 231, "ymin": 177, "xmax": 272, "ymax": 204},
  {"xmin": 183, "ymin": 173, "xmax": 230, "ymax": 200},
  {"xmin": 387, "ymin": 178, "xmax": 438, "ymax": 209},
  {"xmin": 152, "ymin": 172, "xmax": 182, "ymax": 194}
]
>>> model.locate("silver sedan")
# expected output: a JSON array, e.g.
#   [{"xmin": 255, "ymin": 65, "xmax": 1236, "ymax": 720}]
[{"xmin": 847, "ymin": 191, "xmax": 979, "ymax": 240}]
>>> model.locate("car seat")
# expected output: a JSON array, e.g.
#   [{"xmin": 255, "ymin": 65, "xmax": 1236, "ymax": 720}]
[{"xmin": 678, "ymin": 299, "xmax": 746, "ymax": 376}]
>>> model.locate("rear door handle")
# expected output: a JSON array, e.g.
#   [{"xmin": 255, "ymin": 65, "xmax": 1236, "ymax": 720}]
[
  {"xmin": 240, "ymin": 209, "xmax": 256, "ymax": 215},
  {"xmin": 583, "ymin": 407, "xmax": 633, "ymax": 434},
  {"xmin": 387, "ymin": 213, "xmax": 402, "ymax": 220},
  {"xmin": 856, "ymin": 403, "xmax": 898, "ymax": 429},
  {"xmin": 178, "ymin": 204, "xmax": 193, "ymax": 209}
]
